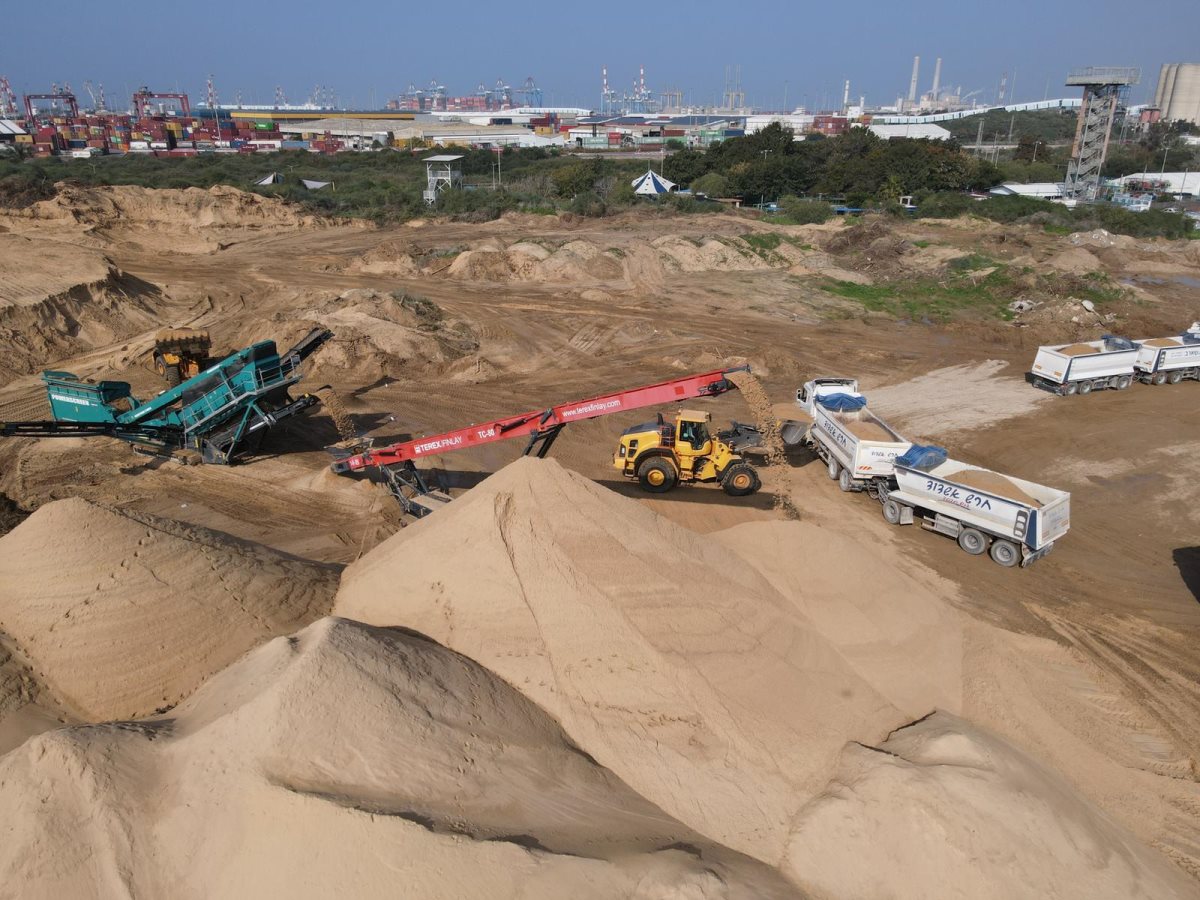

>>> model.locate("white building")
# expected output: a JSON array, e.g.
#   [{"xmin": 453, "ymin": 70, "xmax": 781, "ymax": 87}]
[
  {"xmin": 744, "ymin": 112, "xmax": 815, "ymax": 136},
  {"xmin": 867, "ymin": 123, "xmax": 952, "ymax": 141},
  {"xmin": 989, "ymin": 182, "xmax": 1076, "ymax": 206},
  {"xmin": 1113, "ymin": 171, "xmax": 1200, "ymax": 197}
]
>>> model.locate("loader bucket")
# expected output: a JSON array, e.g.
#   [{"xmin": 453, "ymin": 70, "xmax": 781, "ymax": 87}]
[{"xmin": 780, "ymin": 420, "xmax": 808, "ymax": 447}]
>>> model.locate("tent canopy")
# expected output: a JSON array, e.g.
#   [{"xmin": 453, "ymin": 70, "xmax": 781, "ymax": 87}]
[
  {"xmin": 301, "ymin": 179, "xmax": 332, "ymax": 190},
  {"xmin": 254, "ymin": 172, "xmax": 282, "ymax": 186},
  {"xmin": 631, "ymin": 169, "xmax": 676, "ymax": 196}
]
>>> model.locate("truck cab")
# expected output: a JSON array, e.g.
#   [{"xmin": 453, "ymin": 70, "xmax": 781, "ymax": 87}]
[{"xmin": 796, "ymin": 377, "xmax": 861, "ymax": 416}]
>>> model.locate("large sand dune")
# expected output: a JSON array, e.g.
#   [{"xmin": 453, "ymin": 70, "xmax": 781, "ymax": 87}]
[
  {"xmin": 336, "ymin": 456, "xmax": 916, "ymax": 861},
  {"xmin": 0, "ymin": 617, "xmax": 796, "ymax": 900},
  {"xmin": 0, "ymin": 498, "xmax": 339, "ymax": 721}
]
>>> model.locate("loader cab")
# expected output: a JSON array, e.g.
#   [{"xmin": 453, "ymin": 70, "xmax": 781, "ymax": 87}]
[{"xmin": 676, "ymin": 410, "xmax": 713, "ymax": 454}]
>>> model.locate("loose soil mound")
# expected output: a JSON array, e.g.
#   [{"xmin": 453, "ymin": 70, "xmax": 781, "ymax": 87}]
[
  {"xmin": 336, "ymin": 456, "xmax": 905, "ymax": 863},
  {"xmin": 277, "ymin": 289, "xmax": 479, "ymax": 382},
  {"xmin": 784, "ymin": 711, "xmax": 1197, "ymax": 899},
  {"xmin": 0, "ymin": 237, "xmax": 163, "ymax": 386},
  {"xmin": 944, "ymin": 467, "xmax": 1043, "ymax": 507},
  {"xmin": 0, "ymin": 641, "xmax": 65, "ymax": 755},
  {"xmin": 0, "ymin": 499, "xmax": 339, "ymax": 720},
  {"xmin": 0, "ymin": 184, "xmax": 326, "ymax": 254},
  {"xmin": 0, "ymin": 617, "xmax": 795, "ymax": 899}
]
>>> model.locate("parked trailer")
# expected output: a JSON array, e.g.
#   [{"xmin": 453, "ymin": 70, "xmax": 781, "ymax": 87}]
[
  {"xmin": 881, "ymin": 452, "xmax": 1070, "ymax": 568},
  {"xmin": 1027, "ymin": 336, "xmax": 1141, "ymax": 395},
  {"xmin": 788, "ymin": 377, "xmax": 911, "ymax": 494},
  {"xmin": 1134, "ymin": 324, "xmax": 1200, "ymax": 385}
]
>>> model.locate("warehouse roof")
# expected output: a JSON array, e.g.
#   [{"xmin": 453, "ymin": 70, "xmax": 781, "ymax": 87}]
[{"xmin": 0, "ymin": 120, "xmax": 27, "ymax": 136}]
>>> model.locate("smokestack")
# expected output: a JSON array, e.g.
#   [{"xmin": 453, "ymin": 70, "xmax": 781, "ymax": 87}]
[
  {"xmin": 931, "ymin": 57, "xmax": 942, "ymax": 101},
  {"xmin": 908, "ymin": 56, "xmax": 920, "ymax": 104},
  {"xmin": 842, "ymin": 79, "xmax": 851, "ymax": 112}
]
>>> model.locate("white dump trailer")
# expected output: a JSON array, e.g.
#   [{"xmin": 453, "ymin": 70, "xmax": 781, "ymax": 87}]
[
  {"xmin": 881, "ymin": 451, "xmax": 1070, "ymax": 568},
  {"xmin": 1134, "ymin": 324, "xmax": 1200, "ymax": 385},
  {"xmin": 789, "ymin": 378, "xmax": 911, "ymax": 493},
  {"xmin": 1028, "ymin": 336, "xmax": 1141, "ymax": 395}
]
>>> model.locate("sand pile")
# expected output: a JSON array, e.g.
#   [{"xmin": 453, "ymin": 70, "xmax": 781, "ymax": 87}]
[
  {"xmin": 1058, "ymin": 342, "xmax": 1100, "ymax": 356},
  {"xmin": 346, "ymin": 239, "xmax": 422, "ymax": 276},
  {"xmin": 945, "ymin": 467, "xmax": 1043, "ymax": 507},
  {"xmin": 0, "ymin": 184, "xmax": 325, "ymax": 253},
  {"xmin": 0, "ymin": 236, "xmax": 163, "ymax": 385},
  {"xmin": 282, "ymin": 289, "xmax": 478, "ymax": 381},
  {"xmin": 0, "ymin": 499, "xmax": 339, "ymax": 720},
  {"xmin": 784, "ymin": 711, "xmax": 1197, "ymax": 899},
  {"xmin": 336, "ymin": 456, "xmax": 906, "ymax": 862},
  {"xmin": 1144, "ymin": 337, "xmax": 1183, "ymax": 348},
  {"xmin": 0, "ymin": 617, "xmax": 795, "ymax": 899},
  {"xmin": 1045, "ymin": 246, "xmax": 1103, "ymax": 275},
  {"xmin": 445, "ymin": 240, "xmax": 623, "ymax": 283},
  {"xmin": 0, "ymin": 641, "xmax": 65, "ymax": 755}
]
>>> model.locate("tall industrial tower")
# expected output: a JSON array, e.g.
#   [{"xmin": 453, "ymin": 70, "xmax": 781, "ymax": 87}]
[{"xmin": 1063, "ymin": 67, "xmax": 1140, "ymax": 202}]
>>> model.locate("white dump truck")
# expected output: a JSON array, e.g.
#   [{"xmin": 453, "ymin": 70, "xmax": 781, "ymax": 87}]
[
  {"xmin": 880, "ymin": 449, "xmax": 1070, "ymax": 567},
  {"xmin": 784, "ymin": 377, "xmax": 911, "ymax": 494},
  {"xmin": 1134, "ymin": 323, "xmax": 1200, "ymax": 385},
  {"xmin": 1027, "ymin": 336, "xmax": 1141, "ymax": 395}
]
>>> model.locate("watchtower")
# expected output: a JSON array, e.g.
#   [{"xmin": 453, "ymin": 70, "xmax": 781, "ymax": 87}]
[
  {"xmin": 422, "ymin": 154, "xmax": 463, "ymax": 205},
  {"xmin": 1063, "ymin": 67, "xmax": 1139, "ymax": 202}
]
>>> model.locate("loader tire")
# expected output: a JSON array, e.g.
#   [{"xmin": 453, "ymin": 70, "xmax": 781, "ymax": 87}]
[
  {"xmin": 164, "ymin": 365, "xmax": 182, "ymax": 388},
  {"xmin": 721, "ymin": 463, "xmax": 760, "ymax": 497},
  {"xmin": 637, "ymin": 457, "xmax": 677, "ymax": 493}
]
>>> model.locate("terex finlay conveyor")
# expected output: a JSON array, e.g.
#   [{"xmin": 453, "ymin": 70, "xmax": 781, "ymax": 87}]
[
  {"xmin": 2, "ymin": 328, "xmax": 333, "ymax": 464},
  {"xmin": 330, "ymin": 366, "xmax": 753, "ymax": 517}
]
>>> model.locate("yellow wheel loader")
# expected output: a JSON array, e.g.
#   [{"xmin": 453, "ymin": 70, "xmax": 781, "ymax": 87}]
[
  {"xmin": 151, "ymin": 327, "xmax": 213, "ymax": 387},
  {"xmin": 613, "ymin": 409, "xmax": 761, "ymax": 497}
]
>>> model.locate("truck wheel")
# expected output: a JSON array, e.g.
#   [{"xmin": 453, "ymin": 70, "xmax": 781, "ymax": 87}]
[
  {"xmin": 637, "ymin": 458, "xmax": 677, "ymax": 493},
  {"xmin": 1153, "ymin": 371, "xmax": 1167, "ymax": 385},
  {"xmin": 957, "ymin": 528, "xmax": 988, "ymax": 556},
  {"xmin": 838, "ymin": 468, "xmax": 855, "ymax": 493},
  {"xmin": 721, "ymin": 463, "xmax": 760, "ymax": 497},
  {"xmin": 1115, "ymin": 374, "xmax": 1132, "ymax": 390},
  {"xmin": 989, "ymin": 539, "xmax": 1020, "ymax": 567},
  {"xmin": 882, "ymin": 499, "xmax": 903, "ymax": 525},
  {"xmin": 1168, "ymin": 371, "xmax": 1183, "ymax": 385},
  {"xmin": 164, "ymin": 365, "xmax": 182, "ymax": 388},
  {"xmin": 1063, "ymin": 382, "xmax": 1078, "ymax": 396},
  {"xmin": 827, "ymin": 457, "xmax": 840, "ymax": 480},
  {"xmin": 1078, "ymin": 380, "xmax": 1093, "ymax": 395}
]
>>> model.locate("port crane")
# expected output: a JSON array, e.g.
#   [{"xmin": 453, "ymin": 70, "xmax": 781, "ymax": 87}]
[
  {"xmin": 330, "ymin": 367, "xmax": 753, "ymax": 516},
  {"xmin": 132, "ymin": 87, "xmax": 191, "ymax": 117},
  {"xmin": 23, "ymin": 90, "xmax": 78, "ymax": 120}
]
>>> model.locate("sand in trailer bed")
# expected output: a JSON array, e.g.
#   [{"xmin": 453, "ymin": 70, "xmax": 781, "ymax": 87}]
[
  {"xmin": 944, "ymin": 467, "xmax": 1044, "ymax": 507},
  {"xmin": 1142, "ymin": 337, "xmax": 1183, "ymax": 348},
  {"xmin": 841, "ymin": 418, "xmax": 896, "ymax": 442},
  {"xmin": 1058, "ymin": 343, "xmax": 1101, "ymax": 356}
]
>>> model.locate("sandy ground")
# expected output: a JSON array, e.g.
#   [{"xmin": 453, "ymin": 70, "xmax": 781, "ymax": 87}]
[{"xmin": 1, "ymin": 185, "xmax": 1199, "ymax": 895}]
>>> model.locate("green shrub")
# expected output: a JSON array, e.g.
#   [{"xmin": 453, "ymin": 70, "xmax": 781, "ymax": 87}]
[{"xmin": 778, "ymin": 195, "xmax": 833, "ymax": 224}]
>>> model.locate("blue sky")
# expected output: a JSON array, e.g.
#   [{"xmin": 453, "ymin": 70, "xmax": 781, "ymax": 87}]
[{"xmin": 7, "ymin": 0, "xmax": 1198, "ymax": 110}]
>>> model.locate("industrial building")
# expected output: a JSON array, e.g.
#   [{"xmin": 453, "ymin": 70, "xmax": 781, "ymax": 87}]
[{"xmin": 1154, "ymin": 64, "xmax": 1200, "ymax": 125}]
